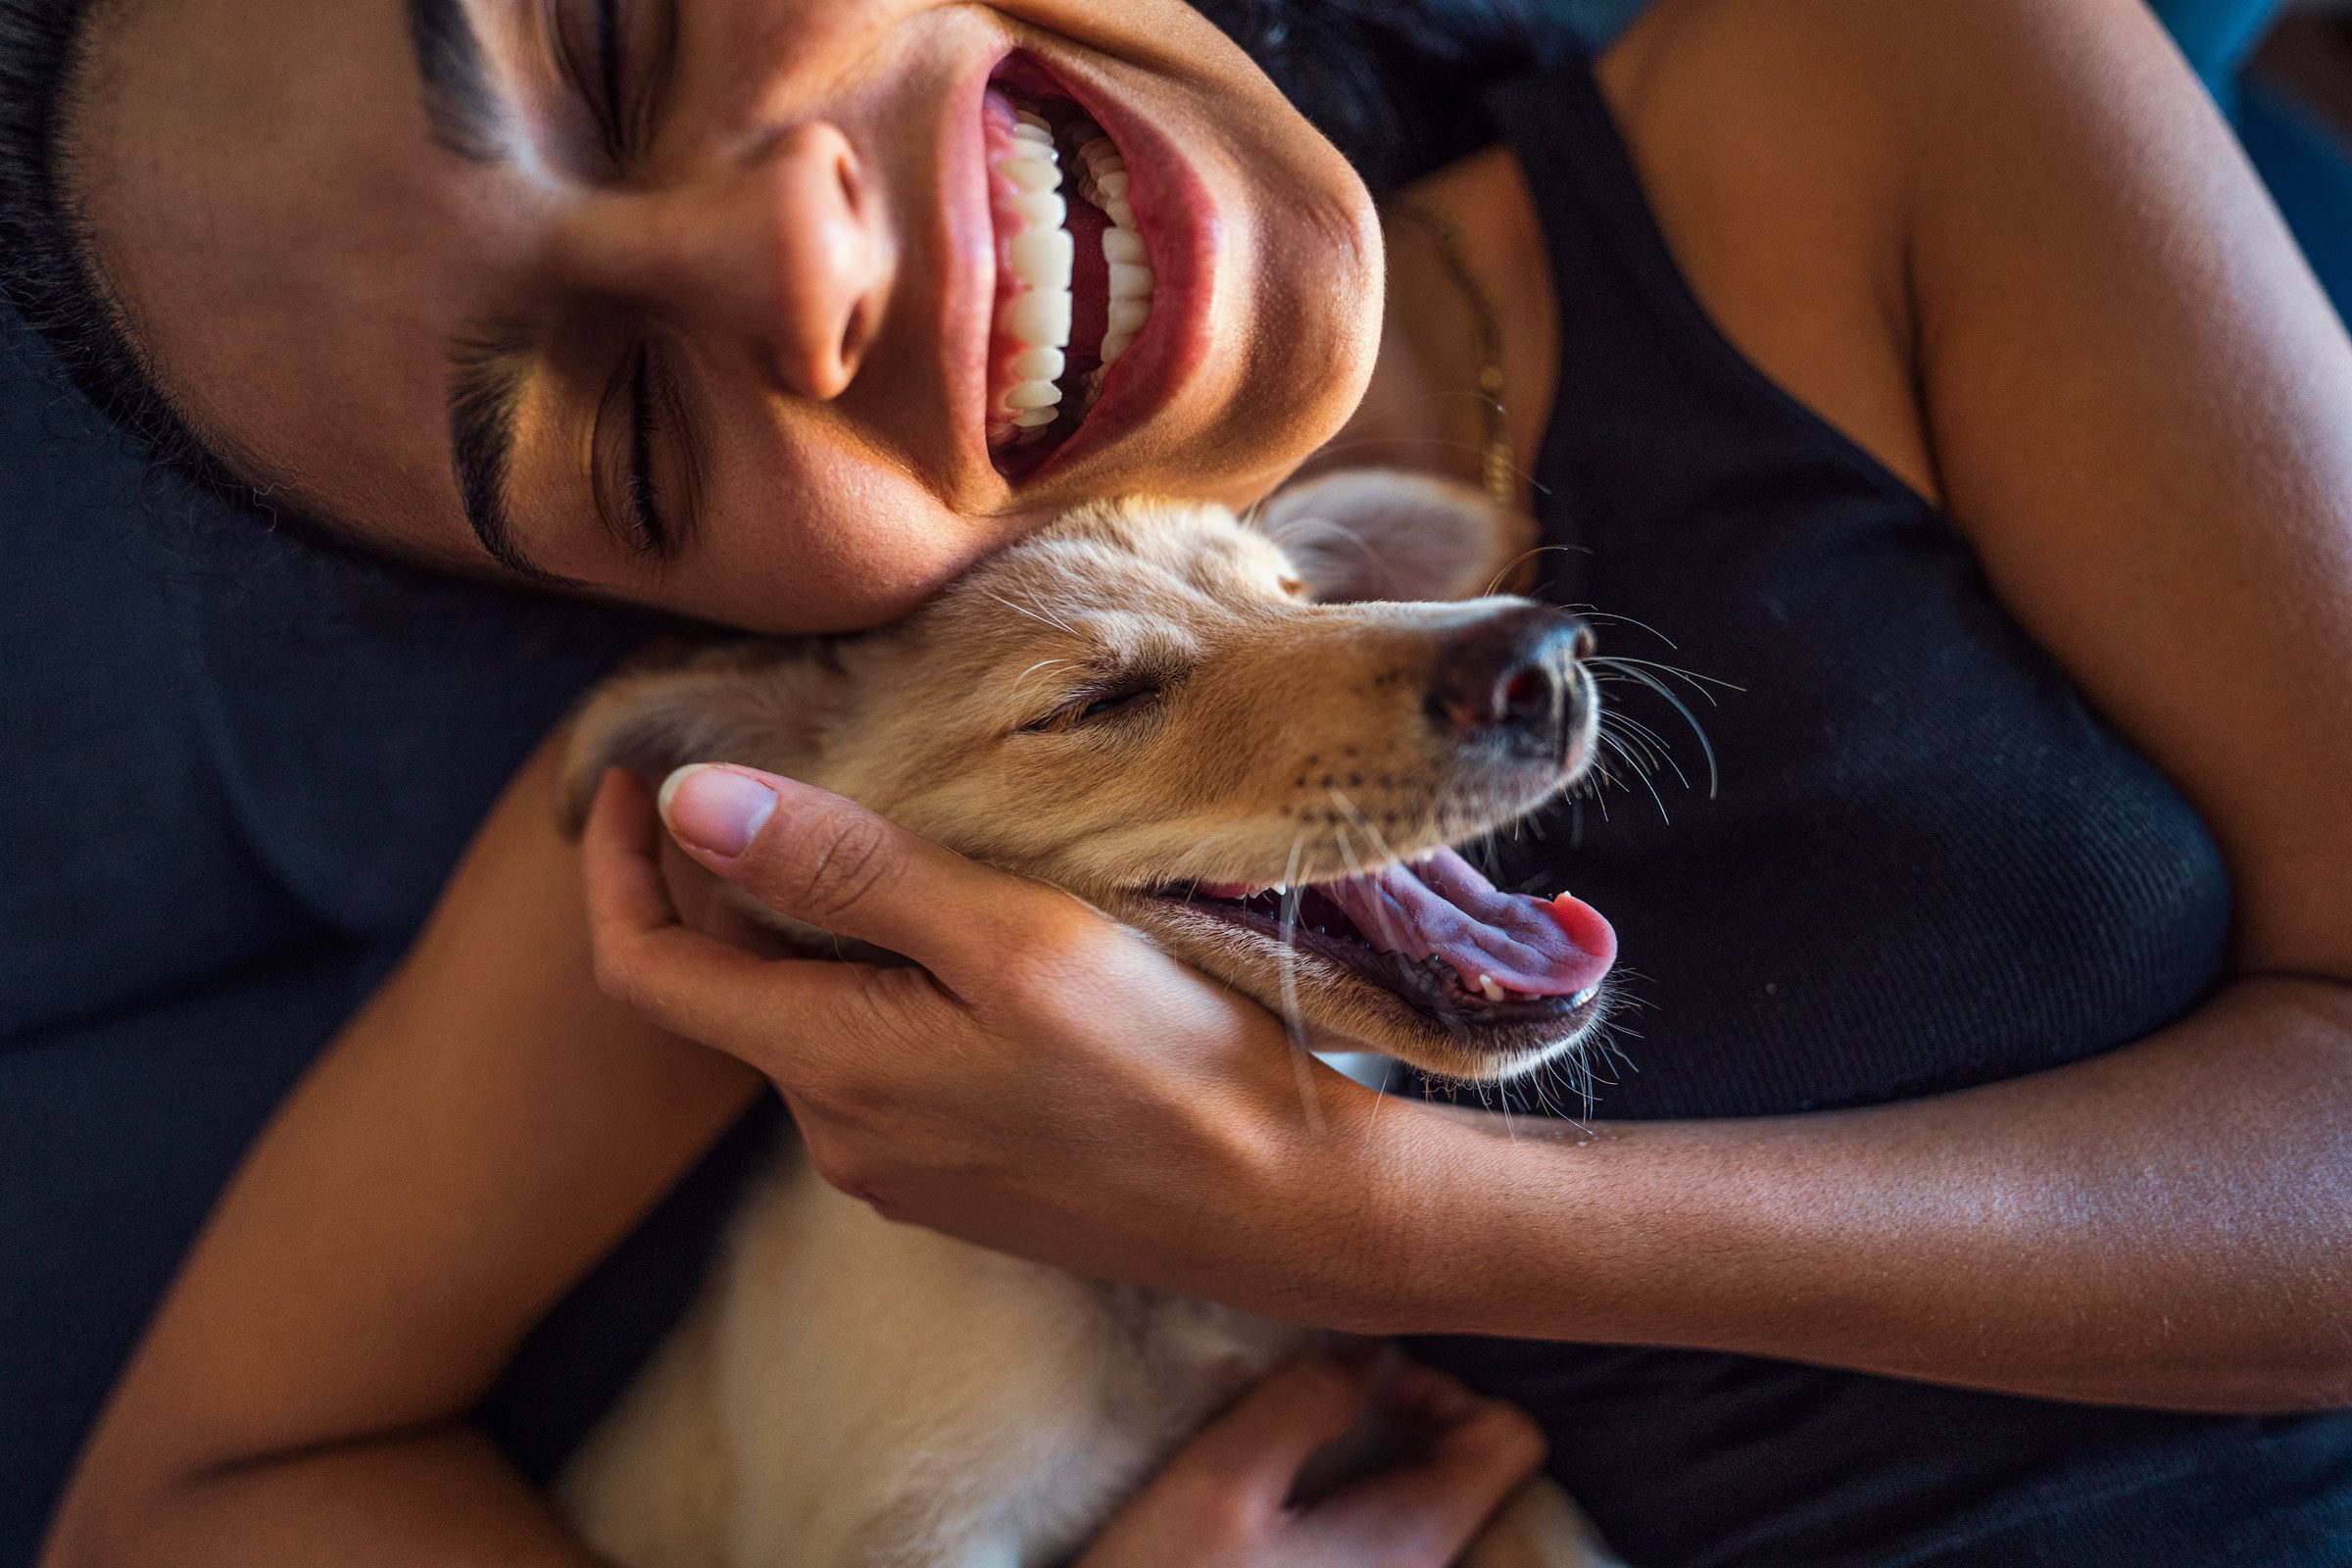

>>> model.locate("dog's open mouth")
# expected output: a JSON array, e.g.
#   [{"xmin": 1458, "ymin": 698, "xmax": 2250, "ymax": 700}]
[{"xmin": 1155, "ymin": 848, "xmax": 1616, "ymax": 1028}]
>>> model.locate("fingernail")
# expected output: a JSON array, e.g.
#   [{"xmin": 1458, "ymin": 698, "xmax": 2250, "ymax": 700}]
[{"xmin": 660, "ymin": 764, "xmax": 776, "ymax": 857}]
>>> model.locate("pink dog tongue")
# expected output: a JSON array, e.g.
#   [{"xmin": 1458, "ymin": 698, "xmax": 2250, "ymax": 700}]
[{"xmin": 1322, "ymin": 848, "xmax": 1616, "ymax": 998}]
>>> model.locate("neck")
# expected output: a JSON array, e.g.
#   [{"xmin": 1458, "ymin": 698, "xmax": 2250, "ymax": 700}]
[{"xmin": 1313, "ymin": 147, "xmax": 1559, "ymax": 510}]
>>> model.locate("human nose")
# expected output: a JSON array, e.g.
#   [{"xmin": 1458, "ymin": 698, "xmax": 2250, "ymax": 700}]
[{"xmin": 564, "ymin": 122, "xmax": 893, "ymax": 401}]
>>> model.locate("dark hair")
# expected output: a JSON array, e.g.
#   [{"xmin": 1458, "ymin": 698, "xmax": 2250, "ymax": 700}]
[
  {"xmin": 0, "ymin": 0, "xmax": 1565, "ymax": 493},
  {"xmin": 1196, "ymin": 1, "xmax": 1569, "ymax": 196}
]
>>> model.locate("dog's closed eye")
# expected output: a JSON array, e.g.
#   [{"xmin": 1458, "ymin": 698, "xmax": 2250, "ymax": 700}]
[{"xmin": 1023, "ymin": 677, "xmax": 1166, "ymax": 734}]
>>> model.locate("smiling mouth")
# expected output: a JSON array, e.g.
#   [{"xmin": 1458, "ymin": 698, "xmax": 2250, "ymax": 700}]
[
  {"xmin": 981, "ymin": 61, "xmax": 1153, "ymax": 478},
  {"xmin": 1153, "ymin": 847, "xmax": 1616, "ymax": 1031}
]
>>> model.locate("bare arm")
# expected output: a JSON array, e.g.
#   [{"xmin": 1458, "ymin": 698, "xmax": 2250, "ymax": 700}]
[
  {"xmin": 1396, "ymin": 976, "xmax": 2352, "ymax": 1409},
  {"xmin": 42, "ymin": 741, "xmax": 767, "ymax": 1568},
  {"xmin": 44, "ymin": 744, "xmax": 1543, "ymax": 1568},
  {"xmin": 1381, "ymin": 0, "xmax": 2352, "ymax": 1408},
  {"xmin": 580, "ymin": 0, "xmax": 2352, "ymax": 1414}
]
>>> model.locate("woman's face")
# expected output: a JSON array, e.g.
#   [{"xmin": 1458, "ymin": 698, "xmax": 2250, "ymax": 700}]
[{"xmin": 74, "ymin": 0, "xmax": 1383, "ymax": 632}]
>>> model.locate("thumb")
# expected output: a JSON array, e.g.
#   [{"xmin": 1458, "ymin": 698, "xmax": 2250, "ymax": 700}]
[
  {"xmin": 657, "ymin": 763, "xmax": 1036, "ymax": 985},
  {"xmin": 1164, "ymin": 1353, "xmax": 1383, "ymax": 1517},
  {"xmin": 1312, "ymin": 1368, "xmax": 1546, "ymax": 1561}
]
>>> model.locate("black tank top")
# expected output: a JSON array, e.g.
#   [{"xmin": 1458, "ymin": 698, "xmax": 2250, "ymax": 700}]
[{"xmin": 1404, "ymin": 57, "xmax": 2352, "ymax": 1566}]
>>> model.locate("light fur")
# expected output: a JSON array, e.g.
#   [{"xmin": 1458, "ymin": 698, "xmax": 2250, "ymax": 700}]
[{"xmin": 555, "ymin": 471, "xmax": 1622, "ymax": 1567}]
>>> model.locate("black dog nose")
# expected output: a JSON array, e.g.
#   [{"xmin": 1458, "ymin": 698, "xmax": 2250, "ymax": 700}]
[{"xmin": 1427, "ymin": 607, "xmax": 1594, "ymax": 759}]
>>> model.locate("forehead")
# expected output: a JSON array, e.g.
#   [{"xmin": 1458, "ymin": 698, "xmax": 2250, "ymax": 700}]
[{"xmin": 930, "ymin": 502, "xmax": 1293, "ymax": 654}]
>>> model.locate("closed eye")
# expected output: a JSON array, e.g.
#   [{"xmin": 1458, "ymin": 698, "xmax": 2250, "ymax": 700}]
[
  {"xmin": 1078, "ymin": 689, "xmax": 1152, "ymax": 720},
  {"xmin": 1022, "ymin": 679, "xmax": 1167, "ymax": 734}
]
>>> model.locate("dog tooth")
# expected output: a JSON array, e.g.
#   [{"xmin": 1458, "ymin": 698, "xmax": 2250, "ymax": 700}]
[
  {"xmin": 1005, "ymin": 378, "xmax": 1062, "ymax": 410},
  {"xmin": 1000, "ymin": 156, "xmax": 1061, "ymax": 193},
  {"xmin": 1010, "ymin": 346, "xmax": 1065, "ymax": 382},
  {"xmin": 1106, "ymin": 298, "xmax": 1150, "ymax": 335},
  {"xmin": 1273, "ymin": 883, "xmax": 1287, "ymax": 896},
  {"xmin": 1008, "ymin": 227, "xmax": 1075, "ymax": 291},
  {"xmin": 1102, "ymin": 227, "xmax": 1148, "ymax": 266},
  {"xmin": 1005, "ymin": 289, "xmax": 1072, "ymax": 346},
  {"xmin": 1107, "ymin": 262, "xmax": 1154, "ymax": 301},
  {"xmin": 1568, "ymin": 986, "xmax": 1598, "ymax": 1008},
  {"xmin": 1478, "ymin": 975, "xmax": 1506, "ymax": 1003}
]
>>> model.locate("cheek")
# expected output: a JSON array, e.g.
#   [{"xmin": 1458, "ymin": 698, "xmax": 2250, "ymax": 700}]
[{"xmin": 658, "ymin": 450, "xmax": 1020, "ymax": 635}]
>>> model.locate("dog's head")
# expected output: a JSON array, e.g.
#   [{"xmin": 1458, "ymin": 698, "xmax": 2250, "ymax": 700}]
[{"xmin": 564, "ymin": 469, "xmax": 1614, "ymax": 1083}]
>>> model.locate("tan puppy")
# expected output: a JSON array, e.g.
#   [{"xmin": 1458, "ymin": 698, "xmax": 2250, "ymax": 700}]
[{"xmin": 555, "ymin": 470, "xmax": 1623, "ymax": 1567}]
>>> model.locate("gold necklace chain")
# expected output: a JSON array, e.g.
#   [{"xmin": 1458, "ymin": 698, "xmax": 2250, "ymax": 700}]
[{"xmin": 1391, "ymin": 200, "xmax": 1519, "ymax": 509}]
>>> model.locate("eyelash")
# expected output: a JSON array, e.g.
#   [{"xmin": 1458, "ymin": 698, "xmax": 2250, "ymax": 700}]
[
  {"xmin": 1022, "ymin": 678, "xmax": 1170, "ymax": 735},
  {"xmin": 623, "ymin": 345, "xmax": 666, "ymax": 556},
  {"xmin": 586, "ymin": 338, "xmax": 676, "ymax": 560}
]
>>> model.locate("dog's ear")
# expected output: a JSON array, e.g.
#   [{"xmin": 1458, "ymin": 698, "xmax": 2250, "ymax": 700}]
[
  {"xmin": 1252, "ymin": 467, "xmax": 1534, "ymax": 604},
  {"xmin": 556, "ymin": 644, "xmax": 841, "ymax": 837}
]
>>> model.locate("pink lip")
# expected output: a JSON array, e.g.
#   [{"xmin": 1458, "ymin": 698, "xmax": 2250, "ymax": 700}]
[
  {"xmin": 936, "ymin": 60, "xmax": 1001, "ymax": 490},
  {"xmin": 968, "ymin": 50, "xmax": 1218, "ymax": 484}
]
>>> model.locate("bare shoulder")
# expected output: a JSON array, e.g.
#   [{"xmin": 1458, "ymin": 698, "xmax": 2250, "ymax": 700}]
[
  {"xmin": 1596, "ymin": 0, "xmax": 2228, "ymax": 255},
  {"xmin": 1601, "ymin": 0, "xmax": 2181, "ymax": 128},
  {"xmin": 1585, "ymin": 0, "xmax": 1955, "ymax": 499},
  {"xmin": 1610, "ymin": 0, "xmax": 2352, "ymax": 982},
  {"xmin": 1584, "ymin": 0, "xmax": 2235, "ymax": 508}
]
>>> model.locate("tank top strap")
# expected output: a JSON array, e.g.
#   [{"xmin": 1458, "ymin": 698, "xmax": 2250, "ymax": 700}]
[{"xmin": 1482, "ymin": 56, "xmax": 1934, "ymax": 605}]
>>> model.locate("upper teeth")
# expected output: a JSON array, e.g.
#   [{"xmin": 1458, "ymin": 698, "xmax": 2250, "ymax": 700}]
[
  {"xmin": 994, "ymin": 112, "xmax": 1152, "ymax": 442},
  {"xmin": 1569, "ymin": 986, "xmax": 1599, "ymax": 1008}
]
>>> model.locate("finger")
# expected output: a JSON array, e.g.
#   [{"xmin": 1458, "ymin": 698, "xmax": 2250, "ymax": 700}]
[
  {"xmin": 1315, "ymin": 1369, "xmax": 1546, "ymax": 1560},
  {"xmin": 581, "ymin": 768, "xmax": 907, "ymax": 1060},
  {"xmin": 657, "ymin": 763, "xmax": 1071, "ymax": 989},
  {"xmin": 581, "ymin": 768, "xmax": 691, "ymax": 942},
  {"xmin": 1164, "ymin": 1353, "xmax": 1383, "ymax": 1516}
]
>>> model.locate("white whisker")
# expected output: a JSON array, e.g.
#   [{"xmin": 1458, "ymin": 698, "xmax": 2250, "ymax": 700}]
[
  {"xmin": 982, "ymin": 590, "xmax": 1084, "ymax": 642},
  {"xmin": 1276, "ymin": 835, "xmax": 1322, "ymax": 1134},
  {"xmin": 1598, "ymin": 730, "xmax": 1675, "ymax": 824},
  {"xmin": 1589, "ymin": 657, "xmax": 1724, "ymax": 798}
]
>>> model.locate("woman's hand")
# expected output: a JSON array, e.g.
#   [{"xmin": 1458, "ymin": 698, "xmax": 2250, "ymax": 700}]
[
  {"xmin": 1079, "ymin": 1354, "xmax": 1545, "ymax": 1568},
  {"xmin": 580, "ymin": 764, "xmax": 1408, "ymax": 1329},
  {"xmin": 583, "ymin": 755, "xmax": 2352, "ymax": 1411}
]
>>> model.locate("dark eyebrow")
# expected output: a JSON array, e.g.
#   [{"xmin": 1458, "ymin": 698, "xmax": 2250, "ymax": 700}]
[
  {"xmin": 447, "ymin": 331, "xmax": 553, "ymax": 580},
  {"xmin": 407, "ymin": 0, "xmax": 509, "ymax": 164}
]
